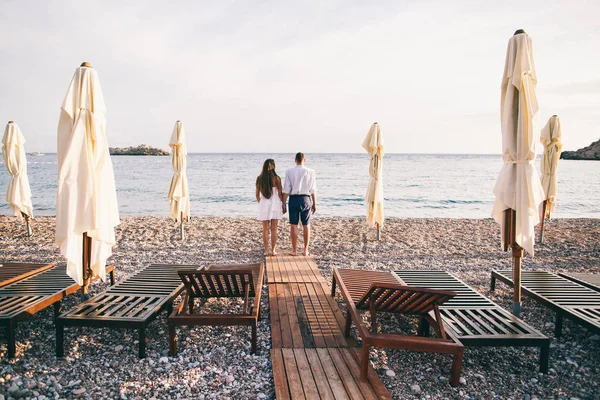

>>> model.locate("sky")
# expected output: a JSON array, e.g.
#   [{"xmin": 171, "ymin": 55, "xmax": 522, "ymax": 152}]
[{"xmin": 0, "ymin": 0, "xmax": 599, "ymax": 154}]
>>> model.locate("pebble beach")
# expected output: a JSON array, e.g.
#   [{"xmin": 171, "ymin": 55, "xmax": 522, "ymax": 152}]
[{"xmin": 0, "ymin": 215, "xmax": 599, "ymax": 400}]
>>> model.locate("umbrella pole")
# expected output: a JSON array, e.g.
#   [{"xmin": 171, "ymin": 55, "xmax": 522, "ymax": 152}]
[
  {"xmin": 539, "ymin": 200, "xmax": 547, "ymax": 245},
  {"xmin": 180, "ymin": 212, "xmax": 185, "ymax": 241},
  {"xmin": 512, "ymin": 244, "xmax": 523, "ymax": 317},
  {"xmin": 507, "ymin": 208, "xmax": 523, "ymax": 317},
  {"xmin": 21, "ymin": 212, "xmax": 32, "ymax": 237},
  {"xmin": 376, "ymin": 223, "xmax": 380, "ymax": 241},
  {"xmin": 82, "ymin": 232, "xmax": 92, "ymax": 297}
]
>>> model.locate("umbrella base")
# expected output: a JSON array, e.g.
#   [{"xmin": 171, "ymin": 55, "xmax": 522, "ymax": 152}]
[{"xmin": 513, "ymin": 301, "xmax": 521, "ymax": 317}]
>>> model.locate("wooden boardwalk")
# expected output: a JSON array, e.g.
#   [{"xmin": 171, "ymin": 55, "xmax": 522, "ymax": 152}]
[{"xmin": 266, "ymin": 255, "xmax": 391, "ymax": 400}]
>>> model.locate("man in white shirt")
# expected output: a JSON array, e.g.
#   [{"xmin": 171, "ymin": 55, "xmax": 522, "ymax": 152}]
[{"xmin": 282, "ymin": 152, "xmax": 317, "ymax": 256}]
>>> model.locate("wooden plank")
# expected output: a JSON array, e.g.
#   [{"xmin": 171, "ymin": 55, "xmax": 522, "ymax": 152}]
[
  {"xmin": 282, "ymin": 348, "xmax": 306, "ymax": 399},
  {"xmin": 305, "ymin": 283, "xmax": 341, "ymax": 347},
  {"xmin": 285, "ymin": 284, "xmax": 304, "ymax": 348},
  {"xmin": 276, "ymin": 284, "xmax": 293, "ymax": 348},
  {"xmin": 292, "ymin": 284, "xmax": 316, "ymax": 348},
  {"xmin": 293, "ymin": 348, "xmax": 320, "ymax": 399},
  {"xmin": 327, "ymin": 348, "xmax": 365, "ymax": 400},
  {"xmin": 304, "ymin": 349, "xmax": 336, "ymax": 400},
  {"xmin": 270, "ymin": 349, "xmax": 291, "ymax": 400},
  {"xmin": 315, "ymin": 348, "xmax": 351, "ymax": 400},
  {"xmin": 269, "ymin": 285, "xmax": 282, "ymax": 348},
  {"xmin": 297, "ymin": 283, "xmax": 324, "ymax": 347}
]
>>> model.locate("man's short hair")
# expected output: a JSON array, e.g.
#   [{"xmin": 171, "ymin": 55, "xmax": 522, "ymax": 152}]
[{"xmin": 295, "ymin": 152, "xmax": 305, "ymax": 163}]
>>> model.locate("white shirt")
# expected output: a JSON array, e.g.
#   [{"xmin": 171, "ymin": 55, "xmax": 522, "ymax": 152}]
[{"xmin": 283, "ymin": 165, "xmax": 317, "ymax": 195}]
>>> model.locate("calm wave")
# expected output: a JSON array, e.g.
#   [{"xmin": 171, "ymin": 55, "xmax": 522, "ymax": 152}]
[{"xmin": 1, "ymin": 153, "xmax": 599, "ymax": 218}]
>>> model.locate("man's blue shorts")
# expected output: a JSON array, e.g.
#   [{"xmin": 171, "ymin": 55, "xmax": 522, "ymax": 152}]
[{"xmin": 288, "ymin": 195, "xmax": 312, "ymax": 226}]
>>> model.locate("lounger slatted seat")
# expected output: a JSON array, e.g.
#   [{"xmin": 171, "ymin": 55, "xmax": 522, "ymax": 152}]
[
  {"xmin": 56, "ymin": 264, "xmax": 188, "ymax": 358},
  {"xmin": 396, "ymin": 270, "xmax": 550, "ymax": 372},
  {"xmin": 169, "ymin": 263, "xmax": 264, "ymax": 355},
  {"xmin": 332, "ymin": 268, "xmax": 464, "ymax": 387},
  {"xmin": 558, "ymin": 272, "xmax": 600, "ymax": 293},
  {"xmin": 491, "ymin": 270, "xmax": 600, "ymax": 337},
  {"xmin": 0, "ymin": 262, "xmax": 55, "ymax": 288},
  {"xmin": 0, "ymin": 264, "xmax": 114, "ymax": 358}
]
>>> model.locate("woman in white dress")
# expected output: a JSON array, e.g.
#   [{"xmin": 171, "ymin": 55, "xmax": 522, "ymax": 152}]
[{"xmin": 256, "ymin": 159, "xmax": 286, "ymax": 256}]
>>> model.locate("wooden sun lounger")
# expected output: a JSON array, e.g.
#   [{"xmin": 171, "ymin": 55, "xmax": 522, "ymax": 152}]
[
  {"xmin": 491, "ymin": 270, "xmax": 600, "ymax": 337},
  {"xmin": 396, "ymin": 270, "xmax": 550, "ymax": 373},
  {"xmin": 0, "ymin": 262, "xmax": 55, "ymax": 288},
  {"xmin": 331, "ymin": 268, "xmax": 464, "ymax": 387},
  {"xmin": 56, "ymin": 264, "xmax": 187, "ymax": 358},
  {"xmin": 168, "ymin": 263, "xmax": 264, "ymax": 355},
  {"xmin": 0, "ymin": 264, "xmax": 115, "ymax": 358},
  {"xmin": 558, "ymin": 272, "xmax": 600, "ymax": 293}
]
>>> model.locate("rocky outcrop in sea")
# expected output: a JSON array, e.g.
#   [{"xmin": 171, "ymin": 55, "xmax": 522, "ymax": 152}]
[
  {"xmin": 109, "ymin": 144, "xmax": 169, "ymax": 156},
  {"xmin": 561, "ymin": 138, "xmax": 600, "ymax": 160}
]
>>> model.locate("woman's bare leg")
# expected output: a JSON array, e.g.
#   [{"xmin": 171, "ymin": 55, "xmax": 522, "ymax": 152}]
[
  {"xmin": 262, "ymin": 221, "xmax": 270, "ymax": 256},
  {"xmin": 270, "ymin": 219, "xmax": 279, "ymax": 255}
]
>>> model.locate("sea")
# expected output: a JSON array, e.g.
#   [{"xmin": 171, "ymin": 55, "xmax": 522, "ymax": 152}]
[{"xmin": 0, "ymin": 153, "xmax": 598, "ymax": 219}]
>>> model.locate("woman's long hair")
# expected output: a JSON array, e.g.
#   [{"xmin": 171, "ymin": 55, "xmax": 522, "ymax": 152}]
[{"xmin": 256, "ymin": 159, "xmax": 278, "ymax": 199}]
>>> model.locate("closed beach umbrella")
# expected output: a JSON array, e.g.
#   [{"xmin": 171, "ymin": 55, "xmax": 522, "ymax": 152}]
[
  {"xmin": 362, "ymin": 122, "xmax": 384, "ymax": 239},
  {"xmin": 2, "ymin": 121, "xmax": 33, "ymax": 235},
  {"xmin": 492, "ymin": 30, "xmax": 545, "ymax": 316},
  {"xmin": 539, "ymin": 115, "xmax": 562, "ymax": 243},
  {"xmin": 168, "ymin": 120, "xmax": 190, "ymax": 239},
  {"xmin": 56, "ymin": 62, "xmax": 119, "ymax": 293}
]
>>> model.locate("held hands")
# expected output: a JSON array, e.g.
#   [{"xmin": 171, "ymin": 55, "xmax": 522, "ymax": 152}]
[{"xmin": 282, "ymin": 204, "xmax": 287, "ymax": 214}]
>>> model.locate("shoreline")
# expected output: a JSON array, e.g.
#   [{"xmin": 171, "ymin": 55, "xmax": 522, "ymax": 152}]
[{"xmin": 1, "ymin": 216, "xmax": 598, "ymax": 399}]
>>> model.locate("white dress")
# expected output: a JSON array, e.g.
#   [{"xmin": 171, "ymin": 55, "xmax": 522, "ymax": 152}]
[{"xmin": 257, "ymin": 187, "xmax": 284, "ymax": 221}]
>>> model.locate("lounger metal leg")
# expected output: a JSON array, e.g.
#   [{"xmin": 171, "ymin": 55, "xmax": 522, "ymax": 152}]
[
  {"xmin": 450, "ymin": 350, "xmax": 464, "ymax": 388},
  {"xmin": 8, "ymin": 319, "xmax": 16, "ymax": 358},
  {"xmin": 344, "ymin": 312, "xmax": 352, "ymax": 338},
  {"xmin": 555, "ymin": 313, "xmax": 563, "ymax": 338},
  {"xmin": 109, "ymin": 269, "xmax": 115, "ymax": 286},
  {"xmin": 251, "ymin": 323, "xmax": 257, "ymax": 354},
  {"xmin": 56, "ymin": 323, "xmax": 64, "ymax": 357},
  {"xmin": 53, "ymin": 302, "xmax": 61, "ymax": 321},
  {"xmin": 418, "ymin": 316, "xmax": 430, "ymax": 337},
  {"xmin": 490, "ymin": 275, "xmax": 496, "ymax": 291},
  {"xmin": 138, "ymin": 327, "xmax": 146, "ymax": 358},
  {"xmin": 331, "ymin": 277, "xmax": 337, "ymax": 297},
  {"xmin": 540, "ymin": 342, "xmax": 550, "ymax": 373},
  {"xmin": 168, "ymin": 322, "xmax": 177, "ymax": 356},
  {"xmin": 360, "ymin": 344, "xmax": 370, "ymax": 381}
]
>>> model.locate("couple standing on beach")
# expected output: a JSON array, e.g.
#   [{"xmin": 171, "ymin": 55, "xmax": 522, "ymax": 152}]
[{"xmin": 255, "ymin": 152, "xmax": 317, "ymax": 257}]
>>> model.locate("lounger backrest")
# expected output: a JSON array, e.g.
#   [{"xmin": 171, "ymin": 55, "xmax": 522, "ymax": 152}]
[
  {"xmin": 178, "ymin": 268, "xmax": 257, "ymax": 299},
  {"xmin": 355, "ymin": 282, "xmax": 456, "ymax": 315}
]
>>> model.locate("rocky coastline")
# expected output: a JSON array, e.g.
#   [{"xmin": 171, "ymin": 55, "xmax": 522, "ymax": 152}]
[
  {"xmin": 109, "ymin": 144, "xmax": 169, "ymax": 156},
  {"xmin": 561, "ymin": 138, "xmax": 600, "ymax": 160}
]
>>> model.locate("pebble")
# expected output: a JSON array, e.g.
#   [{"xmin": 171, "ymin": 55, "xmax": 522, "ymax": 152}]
[
  {"xmin": 226, "ymin": 375, "xmax": 235, "ymax": 383},
  {"xmin": 385, "ymin": 369, "xmax": 396, "ymax": 377},
  {"xmin": 459, "ymin": 377, "xmax": 466, "ymax": 385},
  {"xmin": 73, "ymin": 388, "xmax": 86, "ymax": 395},
  {"xmin": 1, "ymin": 217, "xmax": 598, "ymax": 400},
  {"xmin": 410, "ymin": 384, "xmax": 421, "ymax": 393}
]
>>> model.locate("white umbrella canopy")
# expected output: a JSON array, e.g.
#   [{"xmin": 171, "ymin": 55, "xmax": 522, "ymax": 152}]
[
  {"xmin": 56, "ymin": 63, "xmax": 120, "ymax": 288},
  {"xmin": 540, "ymin": 115, "xmax": 562, "ymax": 218},
  {"xmin": 2, "ymin": 121, "xmax": 33, "ymax": 222},
  {"xmin": 168, "ymin": 120, "xmax": 190, "ymax": 224},
  {"xmin": 362, "ymin": 122, "xmax": 384, "ymax": 234},
  {"xmin": 492, "ymin": 30, "xmax": 545, "ymax": 316}
]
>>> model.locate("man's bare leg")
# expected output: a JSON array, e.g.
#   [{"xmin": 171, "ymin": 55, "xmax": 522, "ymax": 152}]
[
  {"xmin": 262, "ymin": 221, "xmax": 270, "ymax": 256},
  {"xmin": 271, "ymin": 219, "xmax": 279, "ymax": 255},
  {"xmin": 290, "ymin": 224, "xmax": 299, "ymax": 256},
  {"xmin": 303, "ymin": 225, "xmax": 311, "ymax": 256}
]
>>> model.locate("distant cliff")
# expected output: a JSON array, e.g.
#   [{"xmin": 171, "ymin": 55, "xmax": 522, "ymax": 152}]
[
  {"xmin": 109, "ymin": 144, "xmax": 169, "ymax": 156},
  {"xmin": 561, "ymin": 139, "xmax": 600, "ymax": 161}
]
